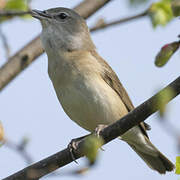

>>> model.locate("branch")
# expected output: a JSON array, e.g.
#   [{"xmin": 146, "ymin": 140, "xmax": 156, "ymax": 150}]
[
  {"xmin": 0, "ymin": 35, "xmax": 43, "ymax": 91},
  {"xmin": 0, "ymin": 4, "xmax": 150, "ymax": 91},
  {"xmin": 0, "ymin": 26, "xmax": 10, "ymax": 58},
  {"xmin": 3, "ymin": 76, "xmax": 180, "ymax": 180},
  {"xmin": 90, "ymin": 9, "xmax": 148, "ymax": 32},
  {"xmin": 0, "ymin": 10, "xmax": 31, "ymax": 17}
]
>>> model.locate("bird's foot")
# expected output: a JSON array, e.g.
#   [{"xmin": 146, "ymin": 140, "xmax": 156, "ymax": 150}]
[
  {"xmin": 94, "ymin": 124, "xmax": 108, "ymax": 151},
  {"xmin": 68, "ymin": 135, "xmax": 89, "ymax": 163},
  {"xmin": 94, "ymin": 124, "xmax": 108, "ymax": 137}
]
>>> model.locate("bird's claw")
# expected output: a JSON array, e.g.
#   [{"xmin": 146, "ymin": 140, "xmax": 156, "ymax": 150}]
[
  {"xmin": 94, "ymin": 124, "xmax": 108, "ymax": 138},
  {"xmin": 68, "ymin": 135, "xmax": 89, "ymax": 163},
  {"xmin": 68, "ymin": 138, "xmax": 80, "ymax": 164},
  {"xmin": 94, "ymin": 124, "xmax": 107, "ymax": 151}
]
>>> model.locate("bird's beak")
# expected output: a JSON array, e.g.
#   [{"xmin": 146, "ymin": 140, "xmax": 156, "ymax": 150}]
[{"xmin": 31, "ymin": 9, "xmax": 52, "ymax": 20}]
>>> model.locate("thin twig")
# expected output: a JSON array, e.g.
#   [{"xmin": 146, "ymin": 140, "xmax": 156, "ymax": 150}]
[
  {"xmin": 0, "ymin": 26, "xmax": 10, "ymax": 58},
  {"xmin": 0, "ymin": 10, "xmax": 31, "ymax": 17},
  {"xmin": 3, "ymin": 75, "xmax": 180, "ymax": 180},
  {"xmin": 90, "ymin": 10, "xmax": 148, "ymax": 32},
  {"xmin": 5, "ymin": 139, "xmax": 33, "ymax": 165}
]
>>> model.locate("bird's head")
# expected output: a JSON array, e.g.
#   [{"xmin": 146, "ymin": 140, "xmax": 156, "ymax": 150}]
[{"xmin": 31, "ymin": 7, "xmax": 95, "ymax": 52}]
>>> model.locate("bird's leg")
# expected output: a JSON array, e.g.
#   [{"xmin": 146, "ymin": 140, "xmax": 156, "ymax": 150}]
[
  {"xmin": 94, "ymin": 124, "xmax": 108, "ymax": 137},
  {"xmin": 94, "ymin": 124, "xmax": 108, "ymax": 151},
  {"xmin": 68, "ymin": 124, "xmax": 107, "ymax": 162},
  {"xmin": 68, "ymin": 135, "xmax": 90, "ymax": 163}
]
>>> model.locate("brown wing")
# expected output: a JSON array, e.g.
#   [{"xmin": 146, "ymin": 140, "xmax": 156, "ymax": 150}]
[{"xmin": 91, "ymin": 50, "xmax": 150, "ymax": 137}]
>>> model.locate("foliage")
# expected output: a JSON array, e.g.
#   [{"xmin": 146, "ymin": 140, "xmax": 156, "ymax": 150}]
[
  {"xmin": 4, "ymin": 0, "xmax": 29, "ymax": 11},
  {"xmin": 83, "ymin": 135, "xmax": 104, "ymax": 165},
  {"xmin": 175, "ymin": 156, "xmax": 180, "ymax": 174},
  {"xmin": 128, "ymin": 0, "xmax": 180, "ymax": 27},
  {"xmin": 0, "ymin": 0, "xmax": 31, "ymax": 22},
  {"xmin": 148, "ymin": 0, "xmax": 173, "ymax": 28},
  {"xmin": 155, "ymin": 41, "xmax": 180, "ymax": 67},
  {"xmin": 154, "ymin": 87, "xmax": 175, "ymax": 117}
]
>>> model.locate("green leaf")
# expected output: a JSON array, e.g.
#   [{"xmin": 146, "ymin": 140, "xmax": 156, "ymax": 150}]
[
  {"xmin": 171, "ymin": 0, "xmax": 180, "ymax": 17},
  {"xmin": 5, "ymin": 0, "xmax": 30, "ymax": 19},
  {"xmin": 5, "ymin": 0, "xmax": 29, "ymax": 11},
  {"xmin": 155, "ymin": 41, "xmax": 180, "ymax": 67},
  {"xmin": 0, "ymin": 0, "xmax": 31, "ymax": 22},
  {"xmin": 154, "ymin": 87, "xmax": 175, "ymax": 117},
  {"xmin": 149, "ymin": 0, "xmax": 174, "ymax": 27},
  {"xmin": 175, "ymin": 156, "xmax": 180, "ymax": 174},
  {"xmin": 83, "ymin": 135, "xmax": 104, "ymax": 165}
]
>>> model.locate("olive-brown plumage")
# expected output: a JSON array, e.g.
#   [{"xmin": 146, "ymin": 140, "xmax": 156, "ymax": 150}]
[{"xmin": 32, "ymin": 7, "xmax": 174, "ymax": 174}]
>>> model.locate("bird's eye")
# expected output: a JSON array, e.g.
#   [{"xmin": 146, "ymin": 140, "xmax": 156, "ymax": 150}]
[{"xmin": 57, "ymin": 12, "xmax": 68, "ymax": 19}]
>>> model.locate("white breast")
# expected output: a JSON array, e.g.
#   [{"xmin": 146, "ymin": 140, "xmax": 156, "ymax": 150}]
[
  {"xmin": 46, "ymin": 50, "xmax": 145, "ymax": 147},
  {"xmin": 49, "ymin": 61, "xmax": 128, "ymax": 132}
]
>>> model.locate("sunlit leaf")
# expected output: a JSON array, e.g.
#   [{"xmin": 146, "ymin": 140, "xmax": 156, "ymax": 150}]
[
  {"xmin": 155, "ymin": 41, "xmax": 180, "ymax": 67},
  {"xmin": 0, "ymin": 0, "xmax": 31, "ymax": 22},
  {"xmin": 83, "ymin": 135, "xmax": 104, "ymax": 165},
  {"xmin": 154, "ymin": 87, "xmax": 175, "ymax": 117},
  {"xmin": 175, "ymin": 156, "xmax": 180, "ymax": 174},
  {"xmin": 5, "ymin": 0, "xmax": 29, "ymax": 11},
  {"xmin": 148, "ymin": 0, "xmax": 173, "ymax": 27}
]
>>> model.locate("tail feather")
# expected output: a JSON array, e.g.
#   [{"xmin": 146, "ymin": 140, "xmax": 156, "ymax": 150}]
[
  {"xmin": 158, "ymin": 151, "xmax": 175, "ymax": 172},
  {"xmin": 121, "ymin": 124, "xmax": 174, "ymax": 173},
  {"xmin": 128, "ymin": 141, "xmax": 174, "ymax": 174}
]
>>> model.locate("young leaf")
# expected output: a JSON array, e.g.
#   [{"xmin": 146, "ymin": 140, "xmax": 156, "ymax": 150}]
[
  {"xmin": 148, "ymin": 0, "xmax": 173, "ymax": 27},
  {"xmin": 5, "ymin": 0, "xmax": 29, "ymax": 11},
  {"xmin": 154, "ymin": 87, "xmax": 175, "ymax": 117},
  {"xmin": 175, "ymin": 156, "xmax": 180, "ymax": 174},
  {"xmin": 0, "ymin": 0, "xmax": 31, "ymax": 22},
  {"xmin": 83, "ymin": 135, "xmax": 104, "ymax": 165},
  {"xmin": 155, "ymin": 41, "xmax": 180, "ymax": 67}
]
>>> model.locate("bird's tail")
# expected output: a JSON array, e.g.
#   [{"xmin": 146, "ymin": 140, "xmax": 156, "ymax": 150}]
[{"xmin": 127, "ymin": 137, "xmax": 174, "ymax": 174}]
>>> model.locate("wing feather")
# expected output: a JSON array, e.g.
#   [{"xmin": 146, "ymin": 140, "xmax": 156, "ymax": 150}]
[{"xmin": 91, "ymin": 50, "xmax": 150, "ymax": 137}]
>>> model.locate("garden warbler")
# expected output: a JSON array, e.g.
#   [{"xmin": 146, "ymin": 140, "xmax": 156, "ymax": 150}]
[{"xmin": 31, "ymin": 7, "xmax": 174, "ymax": 174}]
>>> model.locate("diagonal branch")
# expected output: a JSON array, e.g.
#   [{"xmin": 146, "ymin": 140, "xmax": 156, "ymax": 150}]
[
  {"xmin": 0, "ymin": 26, "xmax": 10, "ymax": 58},
  {"xmin": 3, "ymin": 76, "xmax": 180, "ymax": 180},
  {"xmin": 90, "ymin": 9, "xmax": 148, "ymax": 32},
  {"xmin": 0, "ymin": 4, "xmax": 150, "ymax": 91}
]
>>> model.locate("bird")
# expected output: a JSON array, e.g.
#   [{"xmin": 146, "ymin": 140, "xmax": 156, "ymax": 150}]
[{"xmin": 31, "ymin": 7, "xmax": 174, "ymax": 174}]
